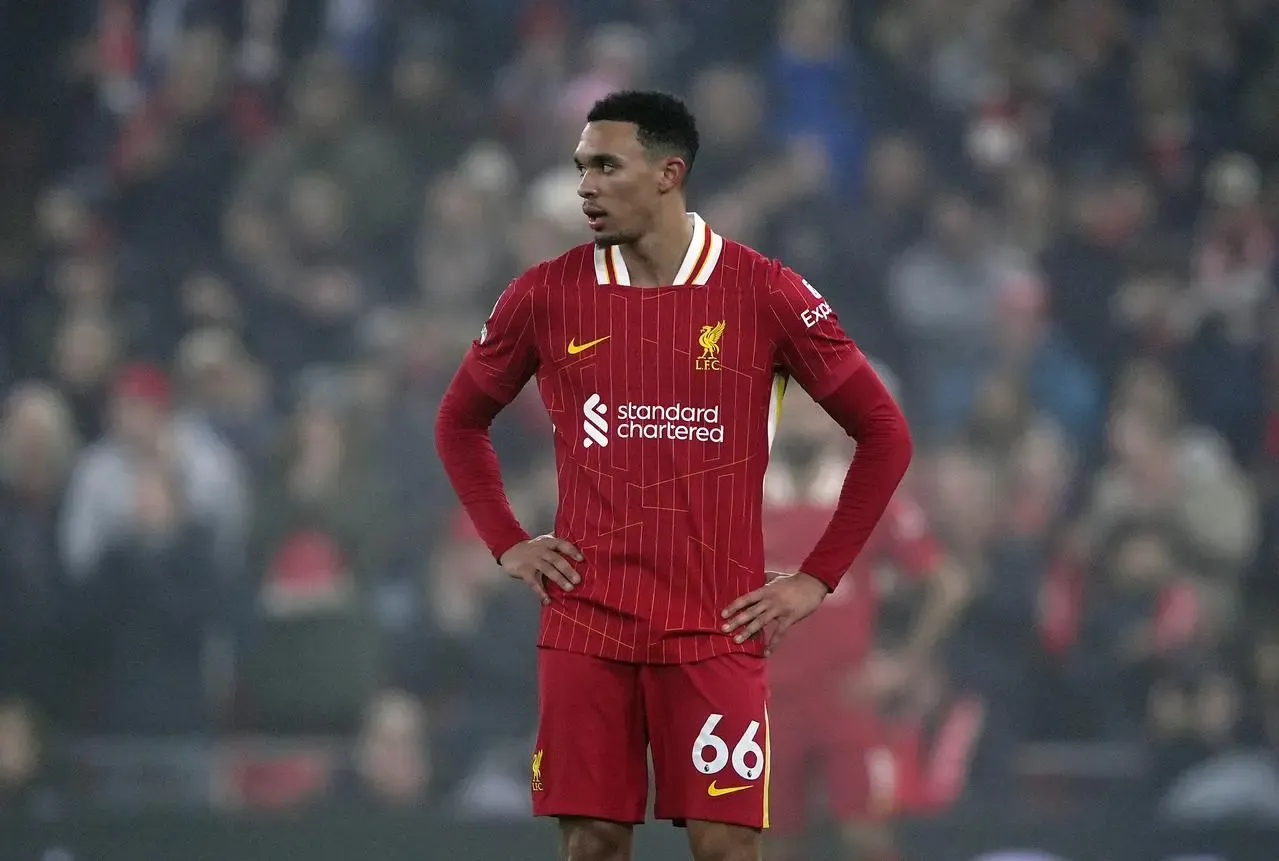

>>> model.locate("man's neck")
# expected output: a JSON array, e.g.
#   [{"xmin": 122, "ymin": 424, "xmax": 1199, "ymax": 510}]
[{"xmin": 619, "ymin": 210, "xmax": 695, "ymax": 287}]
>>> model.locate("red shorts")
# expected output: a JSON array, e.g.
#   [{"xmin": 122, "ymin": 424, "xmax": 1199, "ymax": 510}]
[
  {"xmin": 766, "ymin": 694, "xmax": 909, "ymax": 834},
  {"xmin": 532, "ymin": 647, "xmax": 770, "ymax": 829}
]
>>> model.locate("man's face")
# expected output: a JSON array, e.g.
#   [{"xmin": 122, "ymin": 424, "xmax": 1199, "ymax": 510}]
[
  {"xmin": 357, "ymin": 697, "xmax": 429, "ymax": 803},
  {"xmin": 295, "ymin": 68, "xmax": 353, "ymax": 135},
  {"xmin": 112, "ymin": 396, "xmax": 165, "ymax": 447},
  {"xmin": 866, "ymin": 136, "xmax": 926, "ymax": 209},
  {"xmin": 692, "ymin": 68, "xmax": 762, "ymax": 148},
  {"xmin": 166, "ymin": 26, "xmax": 225, "ymax": 118},
  {"xmin": 575, "ymin": 121, "xmax": 682, "ymax": 246},
  {"xmin": 931, "ymin": 196, "xmax": 979, "ymax": 256}
]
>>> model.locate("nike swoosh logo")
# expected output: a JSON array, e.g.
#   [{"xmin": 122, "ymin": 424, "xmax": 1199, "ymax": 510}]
[
  {"xmin": 707, "ymin": 781, "xmax": 753, "ymax": 797},
  {"xmin": 567, "ymin": 336, "xmax": 610, "ymax": 355}
]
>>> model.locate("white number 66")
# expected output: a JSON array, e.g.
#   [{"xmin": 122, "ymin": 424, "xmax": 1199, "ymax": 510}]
[{"xmin": 691, "ymin": 713, "xmax": 764, "ymax": 780}]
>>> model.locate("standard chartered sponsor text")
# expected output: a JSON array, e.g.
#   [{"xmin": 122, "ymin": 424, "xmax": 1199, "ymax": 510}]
[{"xmin": 616, "ymin": 403, "xmax": 724, "ymax": 442}]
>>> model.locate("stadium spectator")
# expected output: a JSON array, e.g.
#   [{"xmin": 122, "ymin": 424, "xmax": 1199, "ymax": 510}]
[
  {"xmin": 59, "ymin": 361, "xmax": 247, "ymax": 582},
  {"xmin": 84, "ymin": 457, "xmax": 223, "ymax": 734},
  {"xmin": 1150, "ymin": 658, "xmax": 1279, "ymax": 825},
  {"xmin": 0, "ymin": 699, "xmax": 63, "ymax": 822},
  {"xmin": 334, "ymin": 689, "xmax": 434, "ymax": 809},
  {"xmin": 1081, "ymin": 400, "xmax": 1258, "ymax": 581},
  {"xmin": 0, "ymin": 386, "xmax": 80, "ymax": 716},
  {"xmin": 232, "ymin": 51, "xmax": 413, "ymax": 254},
  {"xmin": 888, "ymin": 189, "xmax": 1027, "ymax": 410},
  {"xmin": 1067, "ymin": 521, "xmax": 1204, "ymax": 741},
  {"xmin": 930, "ymin": 270, "xmax": 1102, "ymax": 448}
]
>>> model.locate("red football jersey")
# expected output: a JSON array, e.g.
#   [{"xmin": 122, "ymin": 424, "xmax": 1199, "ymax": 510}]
[
  {"xmin": 463, "ymin": 214, "xmax": 867, "ymax": 663},
  {"xmin": 765, "ymin": 492, "xmax": 941, "ymax": 690}
]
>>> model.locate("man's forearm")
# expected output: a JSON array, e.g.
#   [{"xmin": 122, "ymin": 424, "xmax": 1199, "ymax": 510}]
[
  {"xmin": 434, "ymin": 365, "xmax": 530, "ymax": 560},
  {"xmin": 800, "ymin": 364, "xmax": 913, "ymax": 589}
]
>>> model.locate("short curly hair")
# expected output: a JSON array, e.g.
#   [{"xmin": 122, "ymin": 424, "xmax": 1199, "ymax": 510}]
[{"xmin": 586, "ymin": 90, "xmax": 699, "ymax": 175}]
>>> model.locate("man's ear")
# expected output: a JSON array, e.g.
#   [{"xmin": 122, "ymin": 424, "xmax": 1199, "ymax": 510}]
[{"xmin": 658, "ymin": 156, "xmax": 688, "ymax": 194}]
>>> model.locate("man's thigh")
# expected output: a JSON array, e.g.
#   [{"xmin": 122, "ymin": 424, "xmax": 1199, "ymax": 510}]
[
  {"xmin": 643, "ymin": 653, "xmax": 770, "ymax": 830},
  {"xmin": 533, "ymin": 647, "xmax": 649, "ymax": 824}
]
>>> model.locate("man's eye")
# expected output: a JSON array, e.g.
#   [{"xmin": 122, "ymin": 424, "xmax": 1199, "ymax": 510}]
[{"xmin": 601, "ymin": 164, "xmax": 616, "ymax": 174}]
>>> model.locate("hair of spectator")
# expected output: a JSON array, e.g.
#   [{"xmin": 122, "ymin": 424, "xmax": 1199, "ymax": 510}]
[{"xmin": 586, "ymin": 90, "xmax": 700, "ymax": 176}]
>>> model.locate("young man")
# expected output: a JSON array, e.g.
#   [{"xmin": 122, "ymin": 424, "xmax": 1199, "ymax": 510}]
[{"xmin": 435, "ymin": 91, "xmax": 912, "ymax": 861}]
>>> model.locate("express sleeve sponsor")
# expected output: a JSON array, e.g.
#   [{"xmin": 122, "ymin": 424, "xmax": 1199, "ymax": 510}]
[
  {"xmin": 767, "ymin": 264, "xmax": 867, "ymax": 401},
  {"xmin": 463, "ymin": 275, "xmax": 539, "ymax": 403}
]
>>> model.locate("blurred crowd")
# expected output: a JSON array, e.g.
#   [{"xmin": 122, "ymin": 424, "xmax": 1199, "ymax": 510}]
[{"xmin": 2, "ymin": 0, "xmax": 1279, "ymax": 826}]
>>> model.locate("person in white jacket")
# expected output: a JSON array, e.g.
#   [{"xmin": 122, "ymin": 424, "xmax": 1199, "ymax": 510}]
[{"xmin": 59, "ymin": 361, "xmax": 248, "ymax": 582}]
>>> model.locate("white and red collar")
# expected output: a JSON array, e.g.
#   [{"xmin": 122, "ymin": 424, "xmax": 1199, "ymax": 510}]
[{"xmin": 593, "ymin": 213, "xmax": 724, "ymax": 286}]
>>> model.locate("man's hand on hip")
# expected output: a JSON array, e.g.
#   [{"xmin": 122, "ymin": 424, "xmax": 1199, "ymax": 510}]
[
  {"xmin": 499, "ymin": 535, "xmax": 583, "ymax": 604},
  {"xmin": 720, "ymin": 571, "xmax": 828, "ymax": 655}
]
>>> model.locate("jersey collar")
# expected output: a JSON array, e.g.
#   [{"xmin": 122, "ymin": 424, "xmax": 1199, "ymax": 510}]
[{"xmin": 593, "ymin": 213, "xmax": 724, "ymax": 287}]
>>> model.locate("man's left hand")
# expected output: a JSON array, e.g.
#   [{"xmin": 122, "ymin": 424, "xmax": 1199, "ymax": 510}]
[{"xmin": 721, "ymin": 571, "xmax": 829, "ymax": 655}]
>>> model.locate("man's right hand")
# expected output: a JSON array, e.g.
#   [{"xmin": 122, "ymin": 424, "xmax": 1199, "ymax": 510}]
[{"xmin": 498, "ymin": 535, "xmax": 584, "ymax": 604}]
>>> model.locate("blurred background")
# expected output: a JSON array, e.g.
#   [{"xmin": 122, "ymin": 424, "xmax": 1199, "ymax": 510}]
[{"xmin": 2, "ymin": 0, "xmax": 1279, "ymax": 859}]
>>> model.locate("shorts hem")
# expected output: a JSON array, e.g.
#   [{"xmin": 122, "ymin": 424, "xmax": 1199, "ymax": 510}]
[
  {"xmin": 655, "ymin": 812, "xmax": 765, "ymax": 831},
  {"xmin": 533, "ymin": 808, "xmax": 646, "ymax": 826}
]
